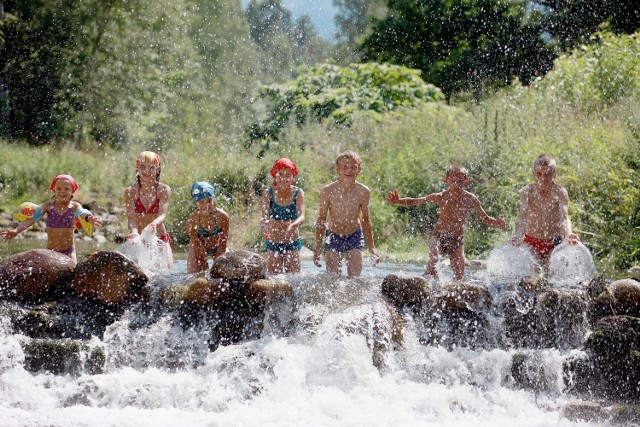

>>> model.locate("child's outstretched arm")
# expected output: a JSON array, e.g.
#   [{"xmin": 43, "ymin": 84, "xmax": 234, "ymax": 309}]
[
  {"xmin": 146, "ymin": 186, "xmax": 171, "ymax": 232},
  {"xmin": 0, "ymin": 217, "xmax": 35, "ymax": 242},
  {"xmin": 471, "ymin": 196, "xmax": 507, "ymax": 230},
  {"xmin": 386, "ymin": 189, "xmax": 435, "ymax": 206}
]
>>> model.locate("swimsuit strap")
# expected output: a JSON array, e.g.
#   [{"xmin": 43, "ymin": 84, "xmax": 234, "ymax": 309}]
[{"xmin": 135, "ymin": 183, "xmax": 160, "ymax": 214}]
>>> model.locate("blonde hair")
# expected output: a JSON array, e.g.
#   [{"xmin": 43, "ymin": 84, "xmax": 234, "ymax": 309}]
[
  {"xmin": 533, "ymin": 154, "xmax": 556, "ymax": 171},
  {"xmin": 446, "ymin": 164, "xmax": 468, "ymax": 178},
  {"xmin": 335, "ymin": 150, "xmax": 362, "ymax": 167}
]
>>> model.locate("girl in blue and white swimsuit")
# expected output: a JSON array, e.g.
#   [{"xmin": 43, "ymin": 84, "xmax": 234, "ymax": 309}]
[
  {"xmin": 186, "ymin": 181, "xmax": 229, "ymax": 274},
  {"xmin": 261, "ymin": 158, "xmax": 306, "ymax": 274}
]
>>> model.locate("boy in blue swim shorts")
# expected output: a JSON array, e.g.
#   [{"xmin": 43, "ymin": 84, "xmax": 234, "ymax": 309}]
[{"xmin": 314, "ymin": 151, "xmax": 379, "ymax": 278}]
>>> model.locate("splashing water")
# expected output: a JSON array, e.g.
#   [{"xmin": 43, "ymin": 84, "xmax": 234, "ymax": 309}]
[
  {"xmin": 486, "ymin": 244, "xmax": 539, "ymax": 281},
  {"xmin": 547, "ymin": 242, "xmax": 596, "ymax": 287},
  {"xmin": 0, "ymin": 260, "xmax": 603, "ymax": 426},
  {"xmin": 115, "ymin": 229, "xmax": 172, "ymax": 277}
]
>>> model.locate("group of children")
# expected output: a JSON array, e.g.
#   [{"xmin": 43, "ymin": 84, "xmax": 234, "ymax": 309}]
[{"xmin": 0, "ymin": 150, "xmax": 579, "ymax": 280}]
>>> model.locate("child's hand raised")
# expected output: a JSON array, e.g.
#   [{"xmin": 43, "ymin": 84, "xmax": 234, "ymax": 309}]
[{"xmin": 386, "ymin": 189, "xmax": 400, "ymax": 205}]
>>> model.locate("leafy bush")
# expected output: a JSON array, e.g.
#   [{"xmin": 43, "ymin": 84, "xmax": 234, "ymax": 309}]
[{"xmin": 247, "ymin": 62, "xmax": 445, "ymax": 145}]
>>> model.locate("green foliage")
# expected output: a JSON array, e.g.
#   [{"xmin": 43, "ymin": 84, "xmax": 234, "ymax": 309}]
[
  {"xmin": 534, "ymin": 32, "xmax": 640, "ymax": 113},
  {"xmin": 360, "ymin": 0, "xmax": 553, "ymax": 97},
  {"xmin": 248, "ymin": 62, "xmax": 445, "ymax": 145}
]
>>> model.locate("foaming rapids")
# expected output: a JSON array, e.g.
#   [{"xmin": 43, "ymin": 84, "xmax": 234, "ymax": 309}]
[{"xmin": 0, "ymin": 257, "xmax": 602, "ymax": 427}]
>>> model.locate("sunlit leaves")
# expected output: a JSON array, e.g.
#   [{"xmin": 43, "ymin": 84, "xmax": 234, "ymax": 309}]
[{"xmin": 248, "ymin": 62, "xmax": 445, "ymax": 144}]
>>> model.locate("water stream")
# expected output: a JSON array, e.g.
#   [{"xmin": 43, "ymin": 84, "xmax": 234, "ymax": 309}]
[{"xmin": 0, "ymin": 244, "xmax": 605, "ymax": 427}]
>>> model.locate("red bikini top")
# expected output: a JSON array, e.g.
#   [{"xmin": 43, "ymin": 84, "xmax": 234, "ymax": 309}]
[{"xmin": 134, "ymin": 185, "xmax": 160, "ymax": 214}]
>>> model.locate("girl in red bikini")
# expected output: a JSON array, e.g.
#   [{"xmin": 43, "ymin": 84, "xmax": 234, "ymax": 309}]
[
  {"xmin": 0, "ymin": 174, "xmax": 103, "ymax": 263},
  {"xmin": 124, "ymin": 151, "xmax": 173, "ymax": 268}
]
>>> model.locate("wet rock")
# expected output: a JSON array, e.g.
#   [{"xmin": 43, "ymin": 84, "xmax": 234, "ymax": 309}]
[
  {"xmin": 210, "ymin": 250, "xmax": 266, "ymax": 282},
  {"xmin": 438, "ymin": 282, "xmax": 491, "ymax": 311},
  {"xmin": 246, "ymin": 278, "xmax": 294, "ymax": 304},
  {"xmin": 584, "ymin": 315, "xmax": 640, "ymax": 401},
  {"xmin": 590, "ymin": 279, "xmax": 640, "ymax": 321},
  {"xmin": 610, "ymin": 404, "xmax": 640, "ymax": 425},
  {"xmin": 182, "ymin": 277, "xmax": 233, "ymax": 306},
  {"xmin": 518, "ymin": 275, "xmax": 547, "ymax": 292},
  {"xmin": 0, "ymin": 249, "xmax": 75, "ymax": 301},
  {"xmin": 628, "ymin": 266, "xmax": 640, "ymax": 281},
  {"xmin": 428, "ymin": 282, "xmax": 492, "ymax": 348},
  {"xmin": 563, "ymin": 352, "xmax": 597, "ymax": 397},
  {"xmin": 381, "ymin": 273, "xmax": 431, "ymax": 307},
  {"xmin": 562, "ymin": 401, "xmax": 605, "ymax": 423},
  {"xmin": 511, "ymin": 352, "xmax": 553, "ymax": 392},
  {"xmin": 10, "ymin": 303, "xmax": 67, "ymax": 338},
  {"xmin": 537, "ymin": 289, "xmax": 588, "ymax": 348},
  {"xmin": 22, "ymin": 338, "xmax": 105, "ymax": 376},
  {"xmin": 71, "ymin": 251, "xmax": 149, "ymax": 305}
]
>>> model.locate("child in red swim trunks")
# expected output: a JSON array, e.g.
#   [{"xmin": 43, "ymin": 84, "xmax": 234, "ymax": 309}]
[
  {"xmin": 124, "ymin": 151, "xmax": 173, "ymax": 269},
  {"xmin": 511, "ymin": 154, "xmax": 579, "ymax": 268}
]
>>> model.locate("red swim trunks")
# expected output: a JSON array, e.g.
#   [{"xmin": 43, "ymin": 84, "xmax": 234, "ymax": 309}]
[
  {"xmin": 158, "ymin": 233, "xmax": 173, "ymax": 249},
  {"xmin": 524, "ymin": 234, "xmax": 562, "ymax": 261}
]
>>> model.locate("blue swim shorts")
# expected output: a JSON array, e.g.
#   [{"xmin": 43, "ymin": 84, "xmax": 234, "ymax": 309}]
[{"xmin": 324, "ymin": 229, "xmax": 365, "ymax": 253}]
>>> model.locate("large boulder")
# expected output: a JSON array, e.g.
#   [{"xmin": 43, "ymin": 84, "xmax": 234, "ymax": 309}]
[
  {"xmin": 381, "ymin": 273, "xmax": 431, "ymax": 307},
  {"xmin": 437, "ymin": 281, "xmax": 492, "ymax": 311},
  {"xmin": 584, "ymin": 315, "xmax": 640, "ymax": 400},
  {"xmin": 590, "ymin": 279, "xmax": 640, "ymax": 321},
  {"xmin": 210, "ymin": 250, "xmax": 266, "ymax": 282},
  {"xmin": 182, "ymin": 277, "xmax": 233, "ymax": 306},
  {"xmin": 246, "ymin": 278, "xmax": 294, "ymax": 304},
  {"xmin": 0, "ymin": 249, "xmax": 75, "ymax": 301},
  {"xmin": 71, "ymin": 251, "xmax": 149, "ymax": 304}
]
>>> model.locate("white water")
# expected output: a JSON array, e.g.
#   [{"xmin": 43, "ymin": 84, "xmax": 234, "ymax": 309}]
[{"xmin": 0, "ymin": 253, "xmax": 600, "ymax": 427}]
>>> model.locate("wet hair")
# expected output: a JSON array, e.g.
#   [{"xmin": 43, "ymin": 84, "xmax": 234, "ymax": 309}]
[
  {"xmin": 533, "ymin": 154, "xmax": 556, "ymax": 171},
  {"xmin": 335, "ymin": 150, "xmax": 362, "ymax": 167},
  {"xmin": 446, "ymin": 164, "xmax": 468, "ymax": 179}
]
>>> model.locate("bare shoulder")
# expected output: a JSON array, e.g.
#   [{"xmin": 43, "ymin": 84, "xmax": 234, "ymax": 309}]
[
  {"xmin": 356, "ymin": 181, "xmax": 371, "ymax": 194},
  {"xmin": 70, "ymin": 201, "xmax": 83, "ymax": 212},
  {"xmin": 217, "ymin": 207, "xmax": 230, "ymax": 220},
  {"xmin": 554, "ymin": 183, "xmax": 569, "ymax": 201},
  {"xmin": 124, "ymin": 185, "xmax": 136, "ymax": 198},
  {"xmin": 320, "ymin": 181, "xmax": 339, "ymax": 196},
  {"xmin": 158, "ymin": 182, "xmax": 171, "ymax": 194},
  {"xmin": 463, "ymin": 190, "xmax": 481, "ymax": 204},
  {"xmin": 41, "ymin": 200, "xmax": 55, "ymax": 212}
]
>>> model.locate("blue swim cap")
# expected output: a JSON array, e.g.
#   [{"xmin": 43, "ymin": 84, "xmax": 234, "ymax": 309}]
[{"xmin": 191, "ymin": 181, "xmax": 215, "ymax": 202}]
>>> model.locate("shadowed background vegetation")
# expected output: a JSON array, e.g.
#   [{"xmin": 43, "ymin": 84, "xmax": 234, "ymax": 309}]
[{"xmin": 0, "ymin": 0, "xmax": 638, "ymax": 271}]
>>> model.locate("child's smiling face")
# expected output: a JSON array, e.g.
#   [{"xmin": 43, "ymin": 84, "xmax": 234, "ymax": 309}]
[
  {"xmin": 274, "ymin": 168, "xmax": 295, "ymax": 186},
  {"xmin": 336, "ymin": 158, "xmax": 361, "ymax": 179},
  {"xmin": 533, "ymin": 165, "xmax": 555, "ymax": 184},
  {"xmin": 53, "ymin": 179, "xmax": 74, "ymax": 201}
]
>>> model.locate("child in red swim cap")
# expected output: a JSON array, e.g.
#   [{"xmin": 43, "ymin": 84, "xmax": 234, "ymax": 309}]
[{"xmin": 261, "ymin": 158, "xmax": 306, "ymax": 274}]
